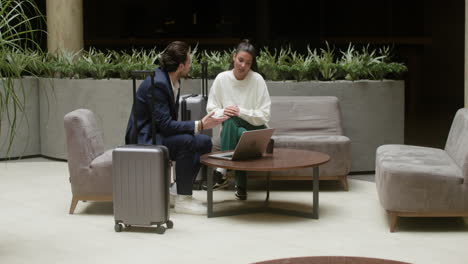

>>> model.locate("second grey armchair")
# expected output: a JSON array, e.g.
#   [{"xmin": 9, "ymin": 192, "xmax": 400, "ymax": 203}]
[{"xmin": 64, "ymin": 109, "xmax": 113, "ymax": 214}]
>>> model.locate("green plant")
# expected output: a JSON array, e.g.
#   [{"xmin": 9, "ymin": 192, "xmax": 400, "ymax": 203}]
[
  {"xmin": 368, "ymin": 46, "xmax": 408, "ymax": 80},
  {"xmin": 383, "ymin": 62, "xmax": 407, "ymax": 79},
  {"xmin": 339, "ymin": 44, "xmax": 366, "ymax": 80},
  {"xmin": 257, "ymin": 48, "xmax": 279, "ymax": 81},
  {"xmin": 315, "ymin": 42, "xmax": 338, "ymax": 81},
  {"xmin": 289, "ymin": 47, "xmax": 319, "ymax": 81},
  {"xmin": 110, "ymin": 50, "xmax": 137, "ymax": 79},
  {"xmin": 80, "ymin": 48, "xmax": 113, "ymax": 79},
  {"xmin": 0, "ymin": 0, "xmax": 44, "ymax": 50},
  {"xmin": 24, "ymin": 49, "xmax": 48, "ymax": 76},
  {"xmin": 46, "ymin": 49, "xmax": 80, "ymax": 79},
  {"xmin": 276, "ymin": 46, "xmax": 293, "ymax": 81},
  {"xmin": 15, "ymin": 42, "xmax": 408, "ymax": 82},
  {"xmin": 137, "ymin": 48, "xmax": 160, "ymax": 71},
  {"xmin": 0, "ymin": 49, "xmax": 34, "ymax": 155},
  {"xmin": 189, "ymin": 52, "xmax": 202, "ymax": 78},
  {"xmin": 203, "ymin": 50, "xmax": 231, "ymax": 78},
  {"xmin": 0, "ymin": 0, "xmax": 45, "ymax": 157}
]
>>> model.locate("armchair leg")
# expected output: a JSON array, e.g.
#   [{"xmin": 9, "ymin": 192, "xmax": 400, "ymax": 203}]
[
  {"xmin": 388, "ymin": 211, "xmax": 398, "ymax": 232},
  {"xmin": 69, "ymin": 197, "xmax": 79, "ymax": 214},
  {"xmin": 340, "ymin": 176, "xmax": 349, "ymax": 191}
]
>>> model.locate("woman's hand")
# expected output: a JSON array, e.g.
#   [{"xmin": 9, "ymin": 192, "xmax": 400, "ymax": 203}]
[{"xmin": 224, "ymin": 105, "xmax": 240, "ymax": 117}]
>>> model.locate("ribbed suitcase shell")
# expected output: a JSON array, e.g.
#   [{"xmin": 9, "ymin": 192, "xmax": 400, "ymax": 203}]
[
  {"xmin": 179, "ymin": 94, "xmax": 212, "ymax": 137},
  {"xmin": 113, "ymin": 145, "xmax": 170, "ymax": 228}
]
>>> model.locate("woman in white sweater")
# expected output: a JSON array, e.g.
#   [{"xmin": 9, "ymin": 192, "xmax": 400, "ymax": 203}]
[{"xmin": 206, "ymin": 39, "xmax": 271, "ymax": 200}]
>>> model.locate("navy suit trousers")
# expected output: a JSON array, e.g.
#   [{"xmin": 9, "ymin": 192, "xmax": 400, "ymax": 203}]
[{"xmin": 162, "ymin": 133, "xmax": 212, "ymax": 195}]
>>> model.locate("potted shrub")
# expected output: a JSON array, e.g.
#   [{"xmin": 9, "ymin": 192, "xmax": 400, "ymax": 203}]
[{"xmin": 0, "ymin": 0, "xmax": 44, "ymax": 158}]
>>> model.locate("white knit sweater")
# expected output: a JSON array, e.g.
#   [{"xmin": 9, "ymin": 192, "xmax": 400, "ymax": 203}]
[{"xmin": 206, "ymin": 70, "xmax": 271, "ymax": 126}]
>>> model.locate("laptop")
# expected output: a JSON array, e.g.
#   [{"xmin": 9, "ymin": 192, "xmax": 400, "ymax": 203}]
[{"xmin": 209, "ymin": 128, "xmax": 275, "ymax": 161}]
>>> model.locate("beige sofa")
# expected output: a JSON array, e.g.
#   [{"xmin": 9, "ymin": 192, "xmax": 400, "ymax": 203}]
[
  {"xmin": 376, "ymin": 108, "xmax": 468, "ymax": 232},
  {"xmin": 213, "ymin": 96, "xmax": 352, "ymax": 190}
]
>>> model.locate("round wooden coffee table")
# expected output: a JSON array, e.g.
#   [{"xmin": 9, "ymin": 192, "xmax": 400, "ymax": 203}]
[
  {"xmin": 252, "ymin": 256, "xmax": 410, "ymax": 264},
  {"xmin": 201, "ymin": 148, "xmax": 330, "ymax": 218}
]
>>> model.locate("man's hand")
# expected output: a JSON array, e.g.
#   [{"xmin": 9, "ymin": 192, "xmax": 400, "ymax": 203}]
[
  {"xmin": 201, "ymin": 112, "xmax": 228, "ymax": 130},
  {"xmin": 224, "ymin": 105, "xmax": 240, "ymax": 117}
]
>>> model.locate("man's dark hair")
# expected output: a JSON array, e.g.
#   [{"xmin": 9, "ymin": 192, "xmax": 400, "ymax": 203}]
[
  {"xmin": 229, "ymin": 39, "xmax": 258, "ymax": 72},
  {"xmin": 160, "ymin": 41, "xmax": 190, "ymax": 72}
]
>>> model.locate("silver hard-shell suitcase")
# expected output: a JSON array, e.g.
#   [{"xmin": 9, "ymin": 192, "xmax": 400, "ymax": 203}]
[
  {"xmin": 113, "ymin": 145, "xmax": 172, "ymax": 234},
  {"xmin": 179, "ymin": 62, "xmax": 211, "ymax": 136},
  {"xmin": 179, "ymin": 94, "xmax": 211, "ymax": 137},
  {"xmin": 113, "ymin": 70, "xmax": 173, "ymax": 234},
  {"xmin": 178, "ymin": 62, "xmax": 209, "ymax": 189}
]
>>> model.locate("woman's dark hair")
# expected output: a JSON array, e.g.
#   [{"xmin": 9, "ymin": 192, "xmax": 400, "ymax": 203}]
[
  {"xmin": 160, "ymin": 41, "xmax": 190, "ymax": 72},
  {"xmin": 229, "ymin": 39, "xmax": 258, "ymax": 72}
]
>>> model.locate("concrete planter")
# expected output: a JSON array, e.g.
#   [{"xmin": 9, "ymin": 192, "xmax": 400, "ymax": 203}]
[
  {"xmin": 2, "ymin": 77, "xmax": 404, "ymax": 172},
  {"xmin": 0, "ymin": 77, "xmax": 40, "ymax": 158},
  {"xmin": 37, "ymin": 78, "xmax": 208, "ymax": 159},
  {"xmin": 38, "ymin": 78, "xmax": 137, "ymax": 159}
]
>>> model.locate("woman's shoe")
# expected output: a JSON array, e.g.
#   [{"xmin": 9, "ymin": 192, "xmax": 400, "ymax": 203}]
[
  {"xmin": 202, "ymin": 170, "xmax": 229, "ymax": 190},
  {"xmin": 235, "ymin": 185, "xmax": 247, "ymax": 200}
]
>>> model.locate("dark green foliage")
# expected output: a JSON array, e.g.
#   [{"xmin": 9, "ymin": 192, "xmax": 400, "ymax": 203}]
[{"xmin": 8, "ymin": 43, "xmax": 407, "ymax": 81}]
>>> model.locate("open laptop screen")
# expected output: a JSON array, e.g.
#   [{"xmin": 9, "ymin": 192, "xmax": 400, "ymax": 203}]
[{"xmin": 208, "ymin": 128, "xmax": 275, "ymax": 161}]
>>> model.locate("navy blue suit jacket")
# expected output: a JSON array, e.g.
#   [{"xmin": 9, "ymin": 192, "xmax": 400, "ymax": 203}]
[{"xmin": 125, "ymin": 67, "xmax": 195, "ymax": 145}]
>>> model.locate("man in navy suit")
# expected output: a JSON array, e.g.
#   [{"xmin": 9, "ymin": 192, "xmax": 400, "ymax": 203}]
[{"xmin": 125, "ymin": 41, "xmax": 227, "ymax": 215}]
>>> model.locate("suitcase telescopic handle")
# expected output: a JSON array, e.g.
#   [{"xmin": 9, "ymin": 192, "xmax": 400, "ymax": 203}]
[
  {"xmin": 132, "ymin": 77, "xmax": 138, "ymax": 144},
  {"xmin": 201, "ymin": 61, "xmax": 208, "ymax": 99},
  {"xmin": 130, "ymin": 70, "xmax": 157, "ymax": 145}
]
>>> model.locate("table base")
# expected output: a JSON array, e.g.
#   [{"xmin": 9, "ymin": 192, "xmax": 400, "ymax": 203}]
[{"xmin": 206, "ymin": 167, "xmax": 320, "ymax": 219}]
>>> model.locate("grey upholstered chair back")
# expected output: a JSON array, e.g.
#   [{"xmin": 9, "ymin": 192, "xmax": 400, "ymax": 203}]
[
  {"xmin": 445, "ymin": 108, "xmax": 468, "ymax": 179},
  {"xmin": 269, "ymin": 96, "xmax": 344, "ymax": 136},
  {"xmin": 64, "ymin": 109, "xmax": 113, "ymax": 214},
  {"xmin": 64, "ymin": 109, "xmax": 105, "ymax": 184}
]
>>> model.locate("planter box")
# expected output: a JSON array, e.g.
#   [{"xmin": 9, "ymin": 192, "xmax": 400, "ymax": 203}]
[
  {"xmin": 0, "ymin": 78, "xmax": 40, "ymax": 158},
  {"xmin": 38, "ymin": 78, "xmax": 205, "ymax": 160},
  {"xmin": 2, "ymin": 77, "xmax": 404, "ymax": 172},
  {"xmin": 38, "ymin": 78, "xmax": 138, "ymax": 159}
]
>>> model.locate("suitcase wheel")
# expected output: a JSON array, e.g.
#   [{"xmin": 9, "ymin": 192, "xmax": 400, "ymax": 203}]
[
  {"xmin": 166, "ymin": 220, "xmax": 174, "ymax": 229},
  {"xmin": 155, "ymin": 225, "xmax": 166, "ymax": 234},
  {"xmin": 114, "ymin": 223, "xmax": 124, "ymax": 232}
]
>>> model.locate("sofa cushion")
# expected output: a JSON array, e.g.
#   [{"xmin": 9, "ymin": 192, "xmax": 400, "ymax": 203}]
[
  {"xmin": 376, "ymin": 144, "xmax": 465, "ymax": 212},
  {"xmin": 269, "ymin": 96, "xmax": 344, "ymax": 136},
  {"xmin": 377, "ymin": 144, "xmax": 463, "ymax": 183},
  {"xmin": 245, "ymin": 135, "xmax": 351, "ymax": 177},
  {"xmin": 79, "ymin": 148, "xmax": 113, "ymax": 196}
]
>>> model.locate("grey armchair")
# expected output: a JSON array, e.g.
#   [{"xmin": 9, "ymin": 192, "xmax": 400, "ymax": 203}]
[
  {"xmin": 64, "ymin": 109, "xmax": 113, "ymax": 214},
  {"xmin": 376, "ymin": 108, "xmax": 468, "ymax": 232}
]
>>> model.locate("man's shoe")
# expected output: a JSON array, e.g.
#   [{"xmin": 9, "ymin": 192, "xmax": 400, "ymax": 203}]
[
  {"xmin": 202, "ymin": 170, "xmax": 229, "ymax": 191},
  {"xmin": 235, "ymin": 185, "xmax": 247, "ymax": 200},
  {"xmin": 174, "ymin": 195, "xmax": 206, "ymax": 215}
]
